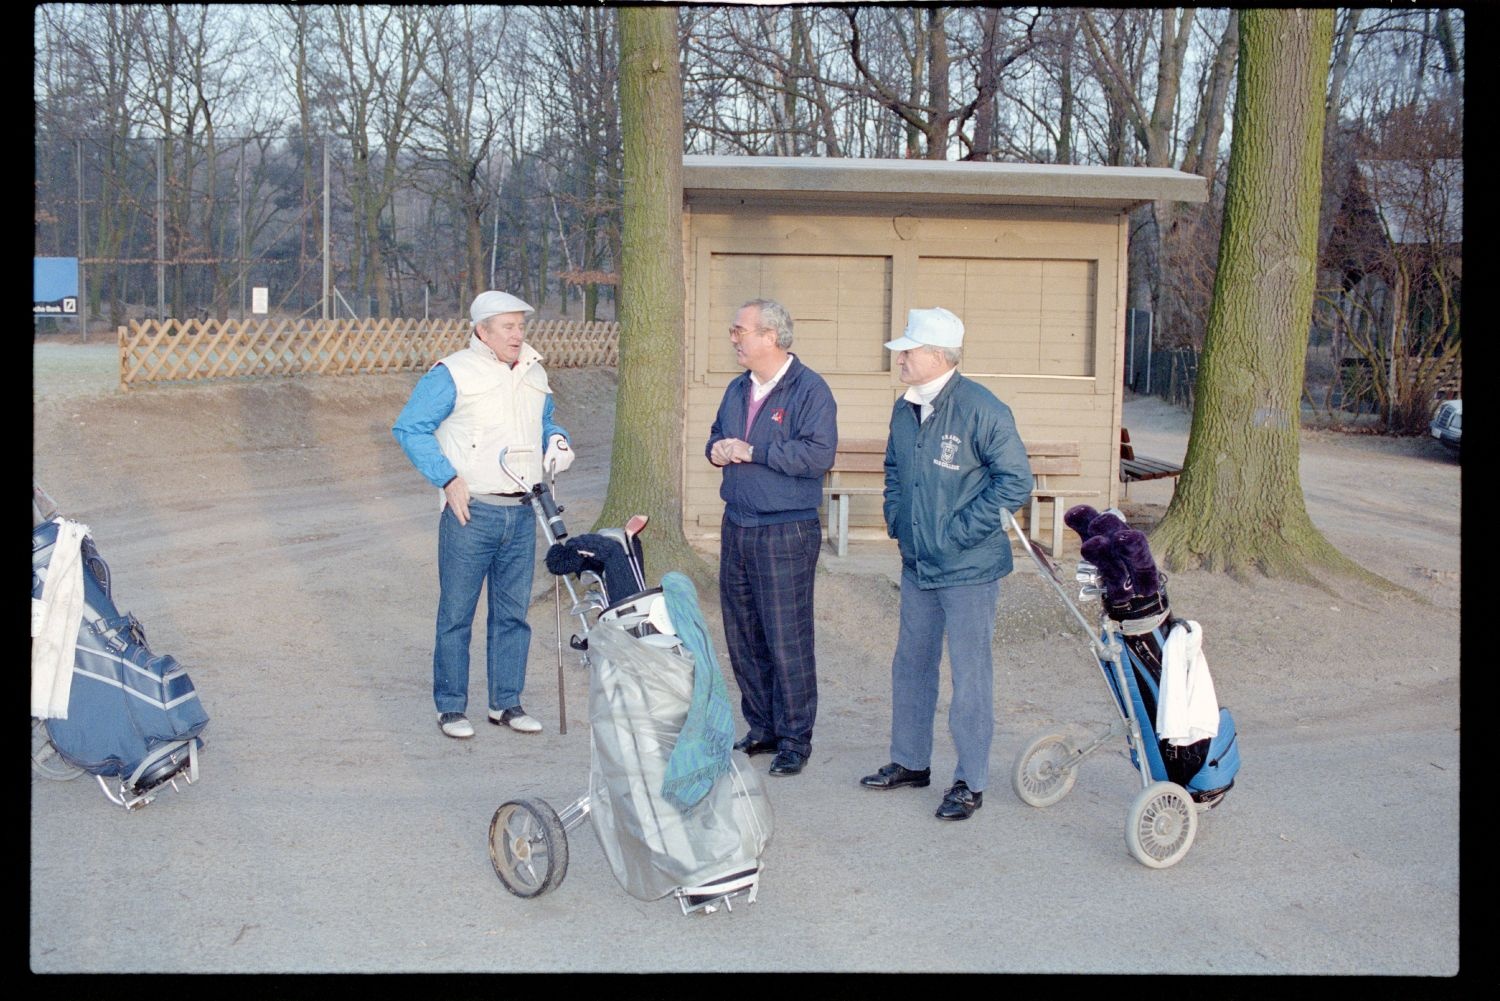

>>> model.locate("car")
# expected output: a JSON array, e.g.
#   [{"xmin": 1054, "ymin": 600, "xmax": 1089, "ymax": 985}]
[{"xmin": 1429, "ymin": 399, "xmax": 1461, "ymax": 454}]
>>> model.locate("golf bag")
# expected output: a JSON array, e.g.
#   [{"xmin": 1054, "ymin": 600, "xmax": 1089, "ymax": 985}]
[
  {"xmin": 31, "ymin": 518, "xmax": 208, "ymax": 806},
  {"xmin": 1069, "ymin": 504, "xmax": 1239, "ymax": 805},
  {"xmin": 1101, "ymin": 593, "xmax": 1239, "ymax": 803},
  {"xmin": 584, "ymin": 582, "xmax": 772, "ymax": 904}
]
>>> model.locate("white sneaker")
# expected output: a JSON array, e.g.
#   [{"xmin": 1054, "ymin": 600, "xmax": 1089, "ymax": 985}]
[
  {"xmin": 489, "ymin": 706, "xmax": 542, "ymax": 734},
  {"xmin": 439, "ymin": 712, "xmax": 475, "ymax": 738}
]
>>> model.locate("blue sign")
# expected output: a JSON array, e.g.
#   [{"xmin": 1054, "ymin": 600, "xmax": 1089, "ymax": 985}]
[{"xmin": 34, "ymin": 257, "xmax": 79, "ymax": 316}]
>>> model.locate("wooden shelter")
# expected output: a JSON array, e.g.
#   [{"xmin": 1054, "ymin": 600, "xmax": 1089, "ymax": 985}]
[{"xmin": 679, "ymin": 155, "xmax": 1208, "ymax": 545}]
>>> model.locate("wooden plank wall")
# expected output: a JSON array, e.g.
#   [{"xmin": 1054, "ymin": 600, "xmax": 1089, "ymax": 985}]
[{"xmin": 682, "ymin": 200, "xmax": 1126, "ymax": 539}]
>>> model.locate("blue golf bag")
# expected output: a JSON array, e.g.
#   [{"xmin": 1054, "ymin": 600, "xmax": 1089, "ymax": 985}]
[
  {"xmin": 31, "ymin": 518, "xmax": 209, "ymax": 809},
  {"xmin": 1102, "ymin": 591, "xmax": 1239, "ymax": 804}
]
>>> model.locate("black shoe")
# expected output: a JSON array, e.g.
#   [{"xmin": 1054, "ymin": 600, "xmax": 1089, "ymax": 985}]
[
  {"xmin": 859, "ymin": 762, "xmax": 931, "ymax": 790},
  {"xmin": 935, "ymin": 781, "xmax": 983, "ymax": 820},
  {"xmin": 769, "ymin": 750, "xmax": 807, "ymax": 776},
  {"xmin": 733, "ymin": 734, "xmax": 778, "ymax": 757}
]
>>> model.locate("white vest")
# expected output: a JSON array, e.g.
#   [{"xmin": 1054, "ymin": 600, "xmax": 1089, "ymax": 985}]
[{"xmin": 433, "ymin": 336, "xmax": 551, "ymax": 493}]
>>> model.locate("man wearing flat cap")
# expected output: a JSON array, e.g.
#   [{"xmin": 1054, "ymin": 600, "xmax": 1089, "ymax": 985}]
[
  {"xmin": 859, "ymin": 306, "xmax": 1032, "ymax": 820},
  {"xmin": 393, "ymin": 291, "xmax": 574, "ymax": 739}
]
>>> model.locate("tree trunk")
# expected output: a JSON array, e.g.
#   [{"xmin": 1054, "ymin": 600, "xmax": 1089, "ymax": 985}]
[
  {"xmin": 604, "ymin": 7, "xmax": 709, "ymax": 586},
  {"xmin": 924, "ymin": 7, "xmax": 951, "ymax": 159},
  {"xmin": 1151, "ymin": 9, "xmax": 1379, "ymax": 587}
]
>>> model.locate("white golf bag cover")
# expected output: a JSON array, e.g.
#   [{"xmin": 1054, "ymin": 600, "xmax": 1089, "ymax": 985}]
[{"xmin": 583, "ymin": 613, "xmax": 773, "ymax": 901}]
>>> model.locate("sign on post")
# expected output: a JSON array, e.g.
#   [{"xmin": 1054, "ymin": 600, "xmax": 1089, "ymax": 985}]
[
  {"xmin": 252, "ymin": 287, "xmax": 269, "ymax": 314},
  {"xmin": 33, "ymin": 257, "xmax": 79, "ymax": 316}
]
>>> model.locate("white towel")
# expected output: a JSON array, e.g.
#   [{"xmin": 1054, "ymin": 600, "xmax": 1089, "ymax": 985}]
[
  {"xmin": 1156, "ymin": 619, "xmax": 1220, "ymax": 746},
  {"xmin": 31, "ymin": 518, "xmax": 90, "ymax": 719}
]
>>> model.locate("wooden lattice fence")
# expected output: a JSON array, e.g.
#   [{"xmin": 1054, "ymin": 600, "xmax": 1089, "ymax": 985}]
[{"xmin": 117, "ymin": 318, "xmax": 619, "ymax": 388}]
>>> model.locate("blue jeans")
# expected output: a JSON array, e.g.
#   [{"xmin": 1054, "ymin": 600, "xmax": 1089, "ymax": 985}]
[
  {"xmin": 889, "ymin": 571, "xmax": 1002, "ymax": 792},
  {"xmin": 433, "ymin": 501, "xmax": 535, "ymax": 715}
]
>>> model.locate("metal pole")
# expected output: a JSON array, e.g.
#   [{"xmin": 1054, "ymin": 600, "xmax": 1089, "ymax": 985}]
[
  {"xmin": 321, "ymin": 139, "xmax": 330, "ymax": 320},
  {"xmin": 76, "ymin": 138, "xmax": 87, "ymax": 342},
  {"xmin": 157, "ymin": 136, "xmax": 166, "ymax": 321},
  {"xmin": 551, "ymin": 466, "xmax": 567, "ymax": 736},
  {"xmin": 238, "ymin": 145, "xmax": 246, "ymax": 320},
  {"xmin": 1143, "ymin": 310, "xmax": 1154, "ymax": 397}
]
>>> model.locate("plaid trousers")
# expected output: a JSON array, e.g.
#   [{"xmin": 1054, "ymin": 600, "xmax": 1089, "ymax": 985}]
[{"xmin": 718, "ymin": 516, "xmax": 821, "ymax": 756}]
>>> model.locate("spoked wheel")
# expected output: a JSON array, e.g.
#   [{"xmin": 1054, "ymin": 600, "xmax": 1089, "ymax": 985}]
[
  {"xmin": 489, "ymin": 798, "xmax": 568, "ymax": 898},
  {"xmin": 1125, "ymin": 781, "xmax": 1198, "ymax": 869},
  {"xmin": 1011, "ymin": 732, "xmax": 1078, "ymax": 808},
  {"xmin": 31, "ymin": 718, "xmax": 84, "ymax": 781}
]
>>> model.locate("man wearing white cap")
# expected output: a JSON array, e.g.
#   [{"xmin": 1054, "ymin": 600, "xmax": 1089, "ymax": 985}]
[
  {"xmin": 858, "ymin": 306, "xmax": 1033, "ymax": 820},
  {"xmin": 393, "ymin": 291, "xmax": 574, "ymax": 739}
]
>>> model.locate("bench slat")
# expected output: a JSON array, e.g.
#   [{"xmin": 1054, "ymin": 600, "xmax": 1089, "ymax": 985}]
[
  {"xmin": 823, "ymin": 434, "xmax": 1097, "ymax": 558},
  {"xmin": 1029, "ymin": 456, "xmax": 1082, "ymax": 476},
  {"xmin": 1121, "ymin": 457, "xmax": 1182, "ymax": 481},
  {"xmin": 829, "ymin": 453, "xmax": 885, "ymax": 474}
]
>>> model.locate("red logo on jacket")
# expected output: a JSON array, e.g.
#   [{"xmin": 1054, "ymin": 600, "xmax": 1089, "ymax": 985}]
[{"xmin": 771, "ymin": 408, "xmax": 785, "ymax": 424}]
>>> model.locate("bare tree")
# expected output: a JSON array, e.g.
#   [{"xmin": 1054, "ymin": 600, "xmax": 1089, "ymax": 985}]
[
  {"xmin": 319, "ymin": 6, "xmax": 430, "ymax": 318},
  {"xmin": 535, "ymin": 5, "xmax": 621, "ymax": 320},
  {"xmin": 1320, "ymin": 103, "xmax": 1461, "ymax": 433},
  {"xmin": 408, "ymin": 6, "xmax": 512, "ymax": 306}
]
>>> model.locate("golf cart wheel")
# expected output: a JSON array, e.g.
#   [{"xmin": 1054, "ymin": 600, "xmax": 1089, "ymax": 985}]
[
  {"xmin": 1125, "ymin": 781, "xmax": 1198, "ymax": 869},
  {"xmin": 1011, "ymin": 732, "xmax": 1078, "ymax": 808},
  {"xmin": 489, "ymin": 798, "xmax": 568, "ymax": 898},
  {"xmin": 31, "ymin": 718, "xmax": 84, "ymax": 781}
]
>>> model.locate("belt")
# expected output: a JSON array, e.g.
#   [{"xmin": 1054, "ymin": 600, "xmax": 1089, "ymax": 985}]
[{"xmin": 469, "ymin": 492, "xmax": 527, "ymax": 506}]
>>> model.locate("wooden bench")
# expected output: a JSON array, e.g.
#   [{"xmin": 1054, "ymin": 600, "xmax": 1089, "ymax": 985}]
[
  {"xmin": 1026, "ymin": 441, "xmax": 1100, "ymax": 558},
  {"xmin": 1119, "ymin": 427, "xmax": 1183, "ymax": 498},
  {"xmin": 823, "ymin": 437, "xmax": 886, "ymax": 557},
  {"xmin": 822, "ymin": 437, "xmax": 1100, "ymax": 559}
]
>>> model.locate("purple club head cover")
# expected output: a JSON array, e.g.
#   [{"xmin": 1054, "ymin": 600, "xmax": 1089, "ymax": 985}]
[
  {"xmin": 1081, "ymin": 534, "xmax": 1134, "ymax": 602},
  {"xmin": 1113, "ymin": 528, "xmax": 1160, "ymax": 597},
  {"xmin": 1064, "ymin": 505, "xmax": 1100, "ymax": 540},
  {"xmin": 1086, "ymin": 511, "xmax": 1131, "ymax": 540}
]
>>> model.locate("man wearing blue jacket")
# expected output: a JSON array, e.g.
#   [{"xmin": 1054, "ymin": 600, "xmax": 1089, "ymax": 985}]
[
  {"xmin": 859, "ymin": 306, "xmax": 1033, "ymax": 820},
  {"xmin": 706, "ymin": 298, "xmax": 837, "ymax": 777},
  {"xmin": 393, "ymin": 291, "xmax": 573, "ymax": 740}
]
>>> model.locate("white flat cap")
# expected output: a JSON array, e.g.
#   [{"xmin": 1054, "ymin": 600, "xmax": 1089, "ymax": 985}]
[
  {"xmin": 470, "ymin": 290, "xmax": 535, "ymax": 325},
  {"xmin": 884, "ymin": 306, "xmax": 965, "ymax": 351}
]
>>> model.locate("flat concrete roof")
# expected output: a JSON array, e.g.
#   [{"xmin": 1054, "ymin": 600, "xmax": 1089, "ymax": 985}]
[{"xmin": 683, "ymin": 155, "xmax": 1207, "ymax": 209}]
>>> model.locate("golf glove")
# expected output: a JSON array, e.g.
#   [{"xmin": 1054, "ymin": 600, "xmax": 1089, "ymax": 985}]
[{"xmin": 544, "ymin": 434, "xmax": 575, "ymax": 474}]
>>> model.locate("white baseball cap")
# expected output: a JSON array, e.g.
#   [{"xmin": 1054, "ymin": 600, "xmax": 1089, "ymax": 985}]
[
  {"xmin": 470, "ymin": 290, "xmax": 535, "ymax": 325},
  {"xmin": 884, "ymin": 306, "xmax": 964, "ymax": 351}
]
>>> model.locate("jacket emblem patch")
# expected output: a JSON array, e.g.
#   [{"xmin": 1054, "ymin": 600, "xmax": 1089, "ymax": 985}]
[
  {"xmin": 771, "ymin": 408, "xmax": 785, "ymax": 424},
  {"xmin": 935, "ymin": 433, "xmax": 962, "ymax": 471}
]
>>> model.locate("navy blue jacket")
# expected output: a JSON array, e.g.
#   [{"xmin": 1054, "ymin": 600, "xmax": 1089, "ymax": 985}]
[
  {"xmin": 883, "ymin": 372, "xmax": 1033, "ymax": 588},
  {"xmin": 705, "ymin": 356, "xmax": 838, "ymax": 526}
]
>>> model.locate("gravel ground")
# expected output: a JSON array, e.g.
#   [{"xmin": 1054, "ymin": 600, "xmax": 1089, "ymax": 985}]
[{"xmin": 30, "ymin": 339, "xmax": 1463, "ymax": 976}]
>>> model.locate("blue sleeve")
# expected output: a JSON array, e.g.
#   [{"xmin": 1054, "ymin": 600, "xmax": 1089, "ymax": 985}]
[
  {"xmin": 541, "ymin": 394, "xmax": 568, "ymax": 450},
  {"xmin": 883, "ymin": 406, "xmax": 903, "ymax": 539},
  {"xmin": 392, "ymin": 365, "xmax": 459, "ymax": 488}
]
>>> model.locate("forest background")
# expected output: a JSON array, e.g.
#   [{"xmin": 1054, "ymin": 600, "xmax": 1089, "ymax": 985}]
[{"xmin": 33, "ymin": 6, "xmax": 1462, "ymax": 432}]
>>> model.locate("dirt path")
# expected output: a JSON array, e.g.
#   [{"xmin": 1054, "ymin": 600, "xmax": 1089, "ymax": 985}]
[{"xmin": 30, "ymin": 342, "xmax": 1461, "ymax": 974}]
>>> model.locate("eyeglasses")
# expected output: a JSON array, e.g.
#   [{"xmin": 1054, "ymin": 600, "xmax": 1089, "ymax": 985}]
[{"xmin": 728, "ymin": 325, "xmax": 768, "ymax": 340}]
